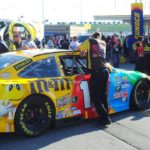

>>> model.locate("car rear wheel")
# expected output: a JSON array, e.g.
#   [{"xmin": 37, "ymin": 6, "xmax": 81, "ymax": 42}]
[
  {"xmin": 130, "ymin": 79, "xmax": 150, "ymax": 110},
  {"xmin": 15, "ymin": 95, "xmax": 55, "ymax": 137}
]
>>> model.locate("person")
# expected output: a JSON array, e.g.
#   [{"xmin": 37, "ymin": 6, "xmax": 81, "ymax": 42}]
[
  {"xmin": 0, "ymin": 36, "xmax": 9, "ymax": 53},
  {"xmin": 135, "ymin": 42, "xmax": 144, "ymax": 72},
  {"xmin": 34, "ymin": 38, "xmax": 41, "ymax": 48},
  {"xmin": 111, "ymin": 35, "xmax": 122, "ymax": 68},
  {"xmin": 23, "ymin": 34, "xmax": 37, "ymax": 49},
  {"xmin": 9, "ymin": 34, "xmax": 23, "ymax": 51},
  {"xmin": 53, "ymin": 36, "xmax": 59, "ymax": 48},
  {"xmin": 42, "ymin": 38, "xmax": 45, "ymax": 48},
  {"xmin": 47, "ymin": 36, "xmax": 54, "ymax": 49},
  {"xmin": 69, "ymin": 36, "xmax": 79, "ymax": 51},
  {"xmin": 106, "ymin": 36, "xmax": 111, "ymax": 62},
  {"xmin": 60, "ymin": 36, "xmax": 70, "ymax": 49},
  {"xmin": 76, "ymin": 32, "xmax": 112, "ymax": 125}
]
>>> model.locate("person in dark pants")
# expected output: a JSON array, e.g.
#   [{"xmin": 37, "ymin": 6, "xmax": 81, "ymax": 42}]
[
  {"xmin": 77, "ymin": 32, "xmax": 112, "ymax": 125},
  {"xmin": 135, "ymin": 42, "xmax": 144, "ymax": 72},
  {"xmin": 90, "ymin": 68, "xmax": 110, "ymax": 124}
]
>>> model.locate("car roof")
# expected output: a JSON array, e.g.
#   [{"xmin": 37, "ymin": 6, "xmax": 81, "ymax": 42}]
[{"xmin": 7, "ymin": 49, "xmax": 78, "ymax": 57}]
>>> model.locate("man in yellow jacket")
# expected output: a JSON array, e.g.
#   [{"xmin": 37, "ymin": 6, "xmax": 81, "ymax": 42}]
[{"xmin": 76, "ymin": 32, "xmax": 112, "ymax": 125}]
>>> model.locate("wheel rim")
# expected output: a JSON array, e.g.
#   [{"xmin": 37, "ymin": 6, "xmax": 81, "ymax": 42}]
[
  {"xmin": 24, "ymin": 104, "xmax": 48, "ymax": 129},
  {"xmin": 136, "ymin": 83, "xmax": 148, "ymax": 105}
]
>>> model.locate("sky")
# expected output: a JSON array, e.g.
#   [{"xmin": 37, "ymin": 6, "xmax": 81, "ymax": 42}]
[{"xmin": 0, "ymin": 0, "xmax": 150, "ymax": 23}]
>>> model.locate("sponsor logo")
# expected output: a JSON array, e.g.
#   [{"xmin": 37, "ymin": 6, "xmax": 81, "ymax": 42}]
[
  {"xmin": 56, "ymin": 94, "xmax": 70, "ymax": 107},
  {"xmin": 56, "ymin": 112, "xmax": 64, "ymax": 119},
  {"xmin": 121, "ymin": 83, "xmax": 130, "ymax": 89},
  {"xmin": 70, "ymin": 107, "xmax": 76, "ymax": 110},
  {"xmin": 71, "ymin": 96, "xmax": 78, "ymax": 103},
  {"xmin": 73, "ymin": 110, "xmax": 81, "ymax": 115},
  {"xmin": 14, "ymin": 58, "xmax": 32, "ymax": 70},
  {"xmin": 30, "ymin": 78, "xmax": 72, "ymax": 93},
  {"xmin": 114, "ymin": 92, "xmax": 122, "ymax": 99}
]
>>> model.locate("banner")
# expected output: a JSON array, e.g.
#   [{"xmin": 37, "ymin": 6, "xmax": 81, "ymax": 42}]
[
  {"xmin": 131, "ymin": 3, "xmax": 144, "ymax": 40},
  {"xmin": 84, "ymin": 24, "xmax": 91, "ymax": 30}
]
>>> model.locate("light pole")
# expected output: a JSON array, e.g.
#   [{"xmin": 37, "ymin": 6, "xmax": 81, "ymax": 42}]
[
  {"xmin": 42, "ymin": 0, "xmax": 45, "ymax": 37},
  {"xmin": 114, "ymin": 0, "xmax": 116, "ymax": 9},
  {"xmin": 80, "ymin": 0, "xmax": 83, "ymax": 22},
  {"xmin": 42, "ymin": 0, "xmax": 45, "ymax": 23}
]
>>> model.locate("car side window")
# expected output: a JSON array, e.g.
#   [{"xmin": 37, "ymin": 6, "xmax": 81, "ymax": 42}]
[
  {"xmin": 60, "ymin": 56, "xmax": 88, "ymax": 76},
  {"xmin": 19, "ymin": 56, "xmax": 60, "ymax": 78}
]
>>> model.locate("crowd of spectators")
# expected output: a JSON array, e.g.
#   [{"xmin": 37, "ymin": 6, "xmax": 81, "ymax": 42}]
[{"xmin": 0, "ymin": 32, "xmax": 149, "ymax": 73}]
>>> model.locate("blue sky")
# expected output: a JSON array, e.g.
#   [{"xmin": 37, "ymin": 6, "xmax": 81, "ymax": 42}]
[{"xmin": 1, "ymin": 0, "xmax": 150, "ymax": 23}]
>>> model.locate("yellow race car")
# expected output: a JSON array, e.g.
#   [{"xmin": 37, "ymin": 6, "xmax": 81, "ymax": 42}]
[{"xmin": 0, "ymin": 49, "xmax": 149, "ymax": 137}]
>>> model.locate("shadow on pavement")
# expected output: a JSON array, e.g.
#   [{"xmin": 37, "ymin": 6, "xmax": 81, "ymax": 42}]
[{"xmin": 0, "ymin": 108, "xmax": 149, "ymax": 150}]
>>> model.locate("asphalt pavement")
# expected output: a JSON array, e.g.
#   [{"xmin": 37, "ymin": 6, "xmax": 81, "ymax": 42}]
[{"xmin": 1, "ymin": 110, "xmax": 150, "ymax": 150}]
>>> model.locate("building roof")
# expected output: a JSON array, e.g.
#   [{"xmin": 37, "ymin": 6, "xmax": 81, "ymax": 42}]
[{"xmin": 93, "ymin": 15, "xmax": 150, "ymax": 24}]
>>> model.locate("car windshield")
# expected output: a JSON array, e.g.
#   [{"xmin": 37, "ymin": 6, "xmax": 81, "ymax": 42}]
[{"xmin": 0, "ymin": 54, "xmax": 27, "ymax": 70}]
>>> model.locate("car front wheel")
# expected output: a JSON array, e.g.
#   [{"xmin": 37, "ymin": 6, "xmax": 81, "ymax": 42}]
[{"xmin": 15, "ymin": 95, "xmax": 55, "ymax": 137}]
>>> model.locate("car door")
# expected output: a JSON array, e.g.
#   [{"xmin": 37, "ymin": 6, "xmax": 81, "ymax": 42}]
[{"xmin": 59, "ymin": 55, "xmax": 92, "ymax": 117}]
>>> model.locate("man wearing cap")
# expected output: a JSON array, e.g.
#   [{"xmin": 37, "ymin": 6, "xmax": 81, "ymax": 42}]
[
  {"xmin": 76, "ymin": 32, "xmax": 112, "ymax": 125},
  {"xmin": 9, "ymin": 34, "xmax": 23, "ymax": 51}
]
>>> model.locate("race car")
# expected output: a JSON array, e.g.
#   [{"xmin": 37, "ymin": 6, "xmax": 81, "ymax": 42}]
[{"xmin": 0, "ymin": 49, "xmax": 149, "ymax": 137}]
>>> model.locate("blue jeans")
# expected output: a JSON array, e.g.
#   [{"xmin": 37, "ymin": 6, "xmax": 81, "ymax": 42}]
[{"xmin": 112, "ymin": 53, "xmax": 120, "ymax": 68}]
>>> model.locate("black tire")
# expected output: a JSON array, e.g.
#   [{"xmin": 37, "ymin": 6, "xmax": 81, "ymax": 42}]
[
  {"xmin": 15, "ymin": 95, "xmax": 55, "ymax": 137},
  {"xmin": 130, "ymin": 79, "xmax": 150, "ymax": 110}
]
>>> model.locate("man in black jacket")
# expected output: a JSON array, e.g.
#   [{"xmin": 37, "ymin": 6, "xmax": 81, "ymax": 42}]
[{"xmin": 77, "ymin": 32, "xmax": 112, "ymax": 125}]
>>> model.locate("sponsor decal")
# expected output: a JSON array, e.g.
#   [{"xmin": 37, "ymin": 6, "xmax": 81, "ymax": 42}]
[
  {"xmin": 121, "ymin": 83, "xmax": 130, "ymax": 89},
  {"xmin": 114, "ymin": 92, "xmax": 122, "ymax": 99},
  {"xmin": 30, "ymin": 78, "xmax": 72, "ymax": 93},
  {"xmin": 122, "ymin": 97, "xmax": 128, "ymax": 102},
  {"xmin": 73, "ymin": 110, "xmax": 81, "ymax": 115},
  {"xmin": 114, "ymin": 76, "xmax": 122, "ymax": 86},
  {"xmin": 56, "ymin": 112, "xmax": 64, "ymax": 119},
  {"xmin": 122, "ymin": 76, "xmax": 128, "ymax": 83},
  {"xmin": 115, "ymin": 86, "xmax": 121, "ymax": 92},
  {"xmin": 56, "ymin": 109, "xmax": 73, "ymax": 118},
  {"xmin": 14, "ymin": 58, "xmax": 33, "ymax": 70},
  {"xmin": 56, "ymin": 94, "xmax": 70, "ymax": 107},
  {"xmin": 70, "ymin": 107, "xmax": 77, "ymax": 110},
  {"xmin": 122, "ymin": 92, "xmax": 128, "ymax": 98},
  {"xmin": 122, "ymin": 92, "xmax": 128, "ymax": 102},
  {"xmin": 71, "ymin": 96, "xmax": 78, "ymax": 103}
]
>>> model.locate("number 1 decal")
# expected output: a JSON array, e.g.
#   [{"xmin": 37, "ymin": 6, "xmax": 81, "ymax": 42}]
[{"xmin": 80, "ymin": 81, "xmax": 91, "ymax": 108}]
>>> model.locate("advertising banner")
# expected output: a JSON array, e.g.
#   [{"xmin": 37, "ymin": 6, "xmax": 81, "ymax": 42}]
[
  {"xmin": 131, "ymin": 3, "xmax": 144, "ymax": 40},
  {"xmin": 84, "ymin": 24, "xmax": 91, "ymax": 30}
]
